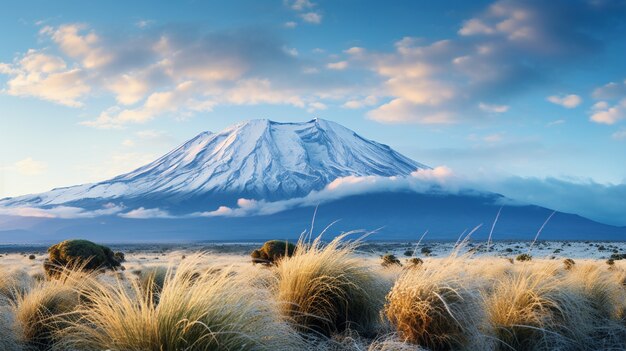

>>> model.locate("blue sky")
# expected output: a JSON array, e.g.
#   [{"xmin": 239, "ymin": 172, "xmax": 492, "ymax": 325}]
[{"xmin": 1, "ymin": 0, "xmax": 625, "ymax": 224}]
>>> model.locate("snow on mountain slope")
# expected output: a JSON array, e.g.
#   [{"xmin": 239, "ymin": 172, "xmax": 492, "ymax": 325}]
[{"xmin": 1, "ymin": 119, "xmax": 428, "ymax": 207}]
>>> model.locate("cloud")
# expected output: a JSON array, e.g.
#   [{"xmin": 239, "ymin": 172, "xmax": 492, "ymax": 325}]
[
  {"xmin": 119, "ymin": 207, "xmax": 172, "ymax": 219},
  {"xmin": 14, "ymin": 157, "xmax": 47, "ymax": 176},
  {"xmin": 474, "ymin": 176, "xmax": 626, "ymax": 226},
  {"xmin": 589, "ymin": 99, "xmax": 626, "ymax": 125},
  {"xmin": 285, "ymin": 0, "xmax": 322, "ymax": 25},
  {"xmin": 547, "ymin": 94, "xmax": 582, "ymax": 108},
  {"xmin": 593, "ymin": 80, "xmax": 626, "ymax": 100},
  {"xmin": 479, "ymin": 102, "xmax": 509, "ymax": 113},
  {"xmin": 300, "ymin": 12, "xmax": 322, "ymax": 24},
  {"xmin": 342, "ymin": 96, "xmax": 377, "ymax": 109},
  {"xmin": 359, "ymin": 0, "xmax": 626, "ymax": 124},
  {"xmin": 0, "ymin": 203, "xmax": 124, "ymax": 219},
  {"xmin": 286, "ymin": 0, "xmax": 314, "ymax": 11},
  {"xmin": 82, "ymin": 81, "xmax": 206, "ymax": 128},
  {"xmin": 106, "ymin": 74, "xmax": 150, "ymax": 105},
  {"xmin": 612, "ymin": 129, "xmax": 626, "ymax": 140},
  {"xmin": 197, "ymin": 166, "xmax": 626, "ymax": 226},
  {"xmin": 590, "ymin": 80, "xmax": 626, "ymax": 125},
  {"xmin": 0, "ymin": 49, "xmax": 90, "ymax": 106},
  {"xmin": 284, "ymin": 21, "xmax": 298, "ymax": 28},
  {"xmin": 546, "ymin": 119, "xmax": 565, "ymax": 127},
  {"xmin": 200, "ymin": 167, "xmax": 459, "ymax": 218},
  {"xmin": 40, "ymin": 24, "xmax": 113, "ymax": 68},
  {"xmin": 327, "ymin": 61, "xmax": 348, "ymax": 70}
]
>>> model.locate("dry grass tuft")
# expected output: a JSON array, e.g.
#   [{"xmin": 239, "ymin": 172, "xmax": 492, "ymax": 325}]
[
  {"xmin": 273, "ymin": 234, "xmax": 387, "ymax": 337},
  {"xmin": 384, "ymin": 258, "xmax": 488, "ymax": 350},
  {"xmin": 0, "ymin": 270, "xmax": 33, "ymax": 303},
  {"xmin": 57, "ymin": 255, "xmax": 304, "ymax": 351},
  {"xmin": 483, "ymin": 262, "xmax": 616, "ymax": 350},
  {"xmin": 11, "ymin": 269, "xmax": 87, "ymax": 350}
]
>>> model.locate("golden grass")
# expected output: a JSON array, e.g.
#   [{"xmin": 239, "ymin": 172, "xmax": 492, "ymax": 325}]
[
  {"xmin": 11, "ymin": 270, "xmax": 86, "ymax": 350},
  {"xmin": 385, "ymin": 258, "xmax": 490, "ymax": 350},
  {"xmin": 273, "ymin": 234, "xmax": 388, "ymax": 336},
  {"xmin": 1, "ymin": 246, "xmax": 626, "ymax": 350},
  {"xmin": 56, "ymin": 255, "xmax": 305, "ymax": 351}
]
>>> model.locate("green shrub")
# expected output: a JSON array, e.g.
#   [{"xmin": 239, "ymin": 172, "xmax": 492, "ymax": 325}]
[
  {"xmin": 44, "ymin": 240, "xmax": 120, "ymax": 278},
  {"xmin": 516, "ymin": 253, "xmax": 532, "ymax": 262},
  {"xmin": 113, "ymin": 251, "xmax": 125, "ymax": 262},
  {"xmin": 381, "ymin": 254, "xmax": 402, "ymax": 267},
  {"xmin": 406, "ymin": 257, "xmax": 424, "ymax": 268},
  {"xmin": 28, "ymin": 254, "xmax": 36, "ymax": 260},
  {"xmin": 250, "ymin": 240, "xmax": 296, "ymax": 265},
  {"xmin": 420, "ymin": 247, "xmax": 432, "ymax": 256},
  {"xmin": 403, "ymin": 250, "xmax": 413, "ymax": 257}
]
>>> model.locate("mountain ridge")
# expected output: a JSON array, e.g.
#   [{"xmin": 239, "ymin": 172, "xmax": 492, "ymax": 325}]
[{"xmin": 1, "ymin": 118, "xmax": 427, "ymax": 208}]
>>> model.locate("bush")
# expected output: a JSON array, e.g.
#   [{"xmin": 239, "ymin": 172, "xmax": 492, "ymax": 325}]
[
  {"xmin": 420, "ymin": 247, "xmax": 432, "ymax": 256},
  {"xmin": 274, "ymin": 234, "xmax": 386, "ymax": 336},
  {"xmin": 44, "ymin": 240, "xmax": 120, "ymax": 278},
  {"xmin": 113, "ymin": 251, "xmax": 125, "ymax": 262},
  {"xmin": 406, "ymin": 257, "xmax": 424, "ymax": 268},
  {"xmin": 516, "ymin": 253, "xmax": 532, "ymax": 262},
  {"xmin": 250, "ymin": 240, "xmax": 296, "ymax": 265},
  {"xmin": 381, "ymin": 254, "xmax": 402, "ymax": 267},
  {"xmin": 563, "ymin": 258, "xmax": 575, "ymax": 270},
  {"xmin": 28, "ymin": 254, "xmax": 36, "ymax": 260},
  {"xmin": 403, "ymin": 250, "xmax": 413, "ymax": 257}
]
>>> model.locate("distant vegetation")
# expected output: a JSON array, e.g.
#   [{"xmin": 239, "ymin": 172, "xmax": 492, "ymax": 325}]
[
  {"xmin": 43, "ymin": 239, "xmax": 121, "ymax": 278},
  {"xmin": 251, "ymin": 240, "xmax": 296, "ymax": 265}
]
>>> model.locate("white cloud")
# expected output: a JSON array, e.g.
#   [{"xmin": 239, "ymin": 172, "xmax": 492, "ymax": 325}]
[
  {"xmin": 327, "ymin": 61, "xmax": 348, "ymax": 70},
  {"xmin": 342, "ymin": 96, "xmax": 377, "ymax": 109},
  {"xmin": 197, "ymin": 166, "xmax": 626, "ymax": 226},
  {"xmin": 547, "ymin": 94, "xmax": 582, "ymax": 108},
  {"xmin": 14, "ymin": 157, "xmax": 47, "ymax": 176},
  {"xmin": 479, "ymin": 102, "xmax": 509, "ymax": 113},
  {"xmin": 459, "ymin": 19, "xmax": 495, "ymax": 36},
  {"xmin": 0, "ymin": 203, "xmax": 124, "ymax": 219},
  {"xmin": 307, "ymin": 101, "xmax": 327, "ymax": 113},
  {"xmin": 284, "ymin": 21, "xmax": 297, "ymax": 28},
  {"xmin": 106, "ymin": 74, "xmax": 150, "ymax": 105},
  {"xmin": 82, "ymin": 81, "xmax": 205, "ymax": 129},
  {"xmin": 592, "ymin": 80, "xmax": 626, "ymax": 100},
  {"xmin": 119, "ymin": 207, "xmax": 172, "ymax": 219},
  {"xmin": 589, "ymin": 98, "xmax": 626, "ymax": 125},
  {"xmin": 286, "ymin": 0, "xmax": 315, "ymax": 11},
  {"xmin": 1, "ymin": 50, "xmax": 90, "ymax": 107},
  {"xmin": 135, "ymin": 20, "xmax": 153, "ymax": 29},
  {"xmin": 40, "ymin": 24, "xmax": 112, "ymax": 68},
  {"xmin": 300, "ymin": 12, "xmax": 322, "ymax": 24}
]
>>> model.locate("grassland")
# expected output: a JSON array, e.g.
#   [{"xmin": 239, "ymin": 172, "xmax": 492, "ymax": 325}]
[{"xmin": 1, "ymin": 239, "xmax": 626, "ymax": 350}]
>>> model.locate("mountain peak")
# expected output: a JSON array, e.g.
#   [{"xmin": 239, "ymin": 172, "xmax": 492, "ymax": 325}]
[{"xmin": 1, "ymin": 118, "xmax": 428, "ymax": 207}]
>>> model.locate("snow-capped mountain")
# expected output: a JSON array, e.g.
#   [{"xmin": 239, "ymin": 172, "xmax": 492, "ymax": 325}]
[
  {"xmin": 1, "ymin": 118, "xmax": 625, "ymax": 243},
  {"xmin": 1, "ymin": 118, "xmax": 427, "ymax": 207}
]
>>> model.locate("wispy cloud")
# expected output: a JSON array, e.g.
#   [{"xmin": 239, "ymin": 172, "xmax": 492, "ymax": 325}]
[
  {"xmin": 13, "ymin": 157, "xmax": 47, "ymax": 176},
  {"xmin": 547, "ymin": 94, "xmax": 582, "ymax": 108}
]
